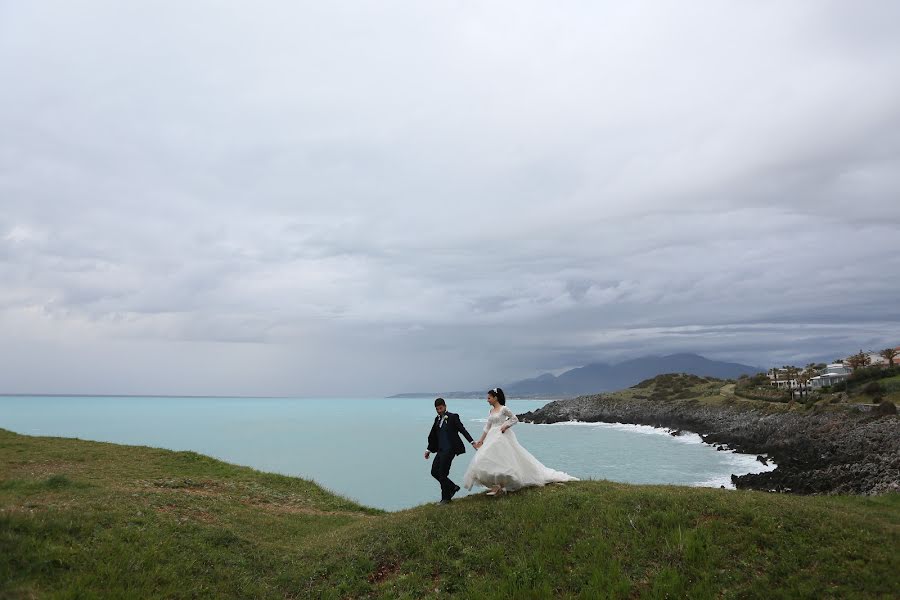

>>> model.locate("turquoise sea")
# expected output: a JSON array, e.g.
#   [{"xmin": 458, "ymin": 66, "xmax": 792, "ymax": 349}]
[{"xmin": 0, "ymin": 395, "xmax": 775, "ymax": 510}]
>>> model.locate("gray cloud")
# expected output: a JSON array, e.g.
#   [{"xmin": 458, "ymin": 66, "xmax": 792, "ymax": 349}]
[{"xmin": 1, "ymin": 1, "xmax": 899, "ymax": 395}]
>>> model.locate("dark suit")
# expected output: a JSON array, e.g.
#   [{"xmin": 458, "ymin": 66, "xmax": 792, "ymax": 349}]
[{"xmin": 427, "ymin": 411, "xmax": 474, "ymax": 500}]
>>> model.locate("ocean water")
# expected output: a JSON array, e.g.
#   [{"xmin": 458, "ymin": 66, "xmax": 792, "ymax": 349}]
[{"xmin": 0, "ymin": 395, "xmax": 775, "ymax": 510}]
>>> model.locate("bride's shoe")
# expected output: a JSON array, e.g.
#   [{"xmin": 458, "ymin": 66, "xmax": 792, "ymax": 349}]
[{"xmin": 486, "ymin": 485, "xmax": 504, "ymax": 496}]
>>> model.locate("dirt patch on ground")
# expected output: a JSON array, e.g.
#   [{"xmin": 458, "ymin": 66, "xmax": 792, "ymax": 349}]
[
  {"xmin": 0, "ymin": 496, "xmax": 84, "ymax": 515},
  {"xmin": 154, "ymin": 503, "xmax": 218, "ymax": 524},
  {"xmin": 696, "ymin": 514, "xmax": 724, "ymax": 525},
  {"xmin": 241, "ymin": 500, "xmax": 374, "ymax": 518},
  {"xmin": 368, "ymin": 561, "xmax": 401, "ymax": 584},
  {"xmin": 2, "ymin": 460, "xmax": 86, "ymax": 479}
]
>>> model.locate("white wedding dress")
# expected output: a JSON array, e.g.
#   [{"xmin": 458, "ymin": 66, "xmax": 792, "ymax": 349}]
[{"xmin": 463, "ymin": 406, "xmax": 578, "ymax": 492}]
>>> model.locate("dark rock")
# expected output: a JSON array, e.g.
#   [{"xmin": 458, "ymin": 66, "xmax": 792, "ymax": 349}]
[{"xmin": 757, "ymin": 455, "xmax": 769, "ymax": 466}]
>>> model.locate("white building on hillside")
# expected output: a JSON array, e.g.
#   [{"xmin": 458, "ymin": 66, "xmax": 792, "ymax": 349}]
[
  {"xmin": 865, "ymin": 352, "xmax": 889, "ymax": 367},
  {"xmin": 772, "ymin": 377, "xmax": 800, "ymax": 390},
  {"xmin": 768, "ymin": 368, "xmax": 798, "ymax": 389},
  {"xmin": 810, "ymin": 363, "xmax": 852, "ymax": 389}
]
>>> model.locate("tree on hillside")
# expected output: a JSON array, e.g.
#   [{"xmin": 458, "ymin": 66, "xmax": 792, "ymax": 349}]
[
  {"xmin": 800, "ymin": 364, "xmax": 819, "ymax": 398},
  {"xmin": 846, "ymin": 350, "xmax": 871, "ymax": 371},
  {"xmin": 797, "ymin": 371, "xmax": 809, "ymax": 398},
  {"xmin": 784, "ymin": 365, "xmax": 800, "ymax": 399},
  {"xmin": 879, "ymin": 348, "xmax": 898, "ymax": 367}
]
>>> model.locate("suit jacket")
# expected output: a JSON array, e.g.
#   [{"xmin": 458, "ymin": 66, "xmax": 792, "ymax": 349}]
[{"xmin": 427, "ymin": 411, "xmax": 475, "ymax": 455}]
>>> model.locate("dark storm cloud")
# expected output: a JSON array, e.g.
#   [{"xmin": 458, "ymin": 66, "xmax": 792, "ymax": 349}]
[{"xmin": 1, "ymin": 1, "xmax": 899, "ymax": 395}]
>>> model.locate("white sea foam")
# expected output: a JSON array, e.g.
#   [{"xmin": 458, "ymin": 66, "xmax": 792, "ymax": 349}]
[
  {"xmin": 691, "ymin": 448, "xmax": 777, "ymax": 490},
  {"xmin": 691, "ymin": 474, "xmax": 737, "ymax": 489},
  {"xmin": 723, "ymin": 452, "xmax": 778, "ymax": 474},
  {"xmin": 536, "ymin": 420, "xmax": 706, "ymax": 444}
]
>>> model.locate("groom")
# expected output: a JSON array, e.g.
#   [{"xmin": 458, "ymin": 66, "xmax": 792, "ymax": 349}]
[{"xmin": 425, "ymin": 398, "xmax": 476, "ymax": 504}]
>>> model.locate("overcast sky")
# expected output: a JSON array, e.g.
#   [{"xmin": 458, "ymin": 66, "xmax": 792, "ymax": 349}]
[{"xmin": 2, "ymin": 1, "xmax": 899, "ymax": 396}]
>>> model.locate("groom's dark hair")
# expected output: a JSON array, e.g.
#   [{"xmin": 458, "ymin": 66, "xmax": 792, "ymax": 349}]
[{"xmin": 434, "ymin": 398, "xmax": 446, "ymax": 407}]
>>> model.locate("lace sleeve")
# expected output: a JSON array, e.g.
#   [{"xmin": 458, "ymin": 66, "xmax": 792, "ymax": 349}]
[
  {"xmin": 483, "ymin": 414, "xmax": 492, "ymax": 434},
  {"xmin": 501, "ymin": 406, "xmax": 518, "ymax": 427}
]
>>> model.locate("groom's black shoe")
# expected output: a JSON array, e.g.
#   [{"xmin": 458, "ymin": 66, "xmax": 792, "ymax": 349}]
[
  {"xmin": 438, "ymin": 499, "xmax": 451, "ymax": 505},
  {"xmin": 448, "ymin": 484, "xmax": 461, "ymax": 500}
]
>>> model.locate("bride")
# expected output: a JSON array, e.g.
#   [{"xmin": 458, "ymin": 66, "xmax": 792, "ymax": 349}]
[{"xmin": 463, "ymin": 387, "xmax": 578, "ymax": 495}]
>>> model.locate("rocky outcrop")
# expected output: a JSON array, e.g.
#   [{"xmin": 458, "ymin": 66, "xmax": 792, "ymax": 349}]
[{"xmin": 518, "ymin": 395, "xmax": 900, "ymax": 495}]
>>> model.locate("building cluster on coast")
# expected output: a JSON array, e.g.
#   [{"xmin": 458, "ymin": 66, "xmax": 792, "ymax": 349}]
[{"xmin": 766, "ymin": 346, "xmax": 900, "ymax": 392}]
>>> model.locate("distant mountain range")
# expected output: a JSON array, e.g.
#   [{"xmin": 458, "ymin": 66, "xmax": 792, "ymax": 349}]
[{"xmin": 390, "ymin": 353, "xmax": 762, "ymax": 399}]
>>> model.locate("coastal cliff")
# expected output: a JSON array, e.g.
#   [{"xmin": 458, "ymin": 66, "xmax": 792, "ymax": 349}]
[{"xmin": 518, "ymin": 375, "xmax": 900, "ymax": 495}]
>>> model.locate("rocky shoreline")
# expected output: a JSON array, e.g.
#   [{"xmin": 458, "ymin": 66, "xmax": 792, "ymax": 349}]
[{"xmin": 518, "ymin": 395, "xmax": 900, "ymax": 495}]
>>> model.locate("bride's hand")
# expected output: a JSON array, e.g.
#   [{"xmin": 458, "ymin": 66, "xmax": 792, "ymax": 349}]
[{"xmin": 500, "ymin": 425, "xmax": 508, "ymax": 433}]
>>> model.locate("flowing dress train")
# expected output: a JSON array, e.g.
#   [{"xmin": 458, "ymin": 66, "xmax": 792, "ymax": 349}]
[{"xmin": 463, "ymin": 405, "xmax": 578, "ymax": 492}]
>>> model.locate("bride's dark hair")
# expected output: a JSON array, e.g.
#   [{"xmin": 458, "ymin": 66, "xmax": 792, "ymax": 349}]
[{"xmin": 489, "ymin": 387, "xmax": 506, "ymax": 406}]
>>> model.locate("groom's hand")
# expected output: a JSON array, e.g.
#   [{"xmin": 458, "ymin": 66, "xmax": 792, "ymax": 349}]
[{"xmin": 424, "ymin": 451, "xmax": 430, "ymax": 459}]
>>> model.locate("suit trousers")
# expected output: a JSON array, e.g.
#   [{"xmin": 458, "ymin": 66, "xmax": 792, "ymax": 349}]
[{"xmin": 431, "ymin": 451, "xmax": 457, "ymax": 500}]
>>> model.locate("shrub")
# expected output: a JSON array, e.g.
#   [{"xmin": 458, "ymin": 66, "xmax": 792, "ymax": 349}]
[
  {"xmin": 875, "ymin": 401, "xmax": 897, "ymax": 416},
  {"xmin": 849, "ymin": 365, "xmax": 900, "ymax": 386},
  {"xmin": 748, "ymin": 373, "xmax": 769, "ymax": 386},
  {"xmin": 44, "ymin": 474, "xmax": 73, "ymax": 489},
  {"xmin": 863, "ymin": 381, "xmax": 884, "ymax": 395}
]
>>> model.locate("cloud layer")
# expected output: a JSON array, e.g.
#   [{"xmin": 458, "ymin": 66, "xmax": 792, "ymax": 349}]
[{"xmin": 2, "ymin": 1, "xmax": 899, "ymax": 395}]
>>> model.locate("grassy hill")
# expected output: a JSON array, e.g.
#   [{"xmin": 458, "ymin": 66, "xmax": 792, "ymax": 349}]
[
  {"xmin": 603, "ymin": 371, "xmax": 898, "ymax": 414},
  {"xmin": 584, "ymin": 373, "xmax": 792, "ymax": 413},
  {"xmin": 2, "ymin": 428, "xmax": 898, "ymax": 599}
]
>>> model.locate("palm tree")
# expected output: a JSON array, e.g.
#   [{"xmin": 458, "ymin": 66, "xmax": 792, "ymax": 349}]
[
  {"xmin": 801, "ymin": 363, "xmax": 819, "ymax": 397},
  {"xmin": 784, "ymin": 365, "xmax": 799, "ymax": 399},
  {"xmin": 799, "ymin": 372, "xmax": 812, "ymax": 398},
  {"xmin": 879, "ymin": 348, "xmax": 898, "ymax": 367}
]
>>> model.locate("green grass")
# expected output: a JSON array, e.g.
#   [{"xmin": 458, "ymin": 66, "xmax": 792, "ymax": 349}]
[
  {"xmin": 2, "ymin": 428, "xmax": 898, "ymax": 599},
  {"xmin": 620, "ymin": 374, "xmax": 792, "ymax": 413}
]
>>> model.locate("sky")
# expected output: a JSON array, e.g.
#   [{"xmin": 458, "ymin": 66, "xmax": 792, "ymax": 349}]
[{"xmin": 2, "ymin": 1, "xmax": 899, "ymax": 396}]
